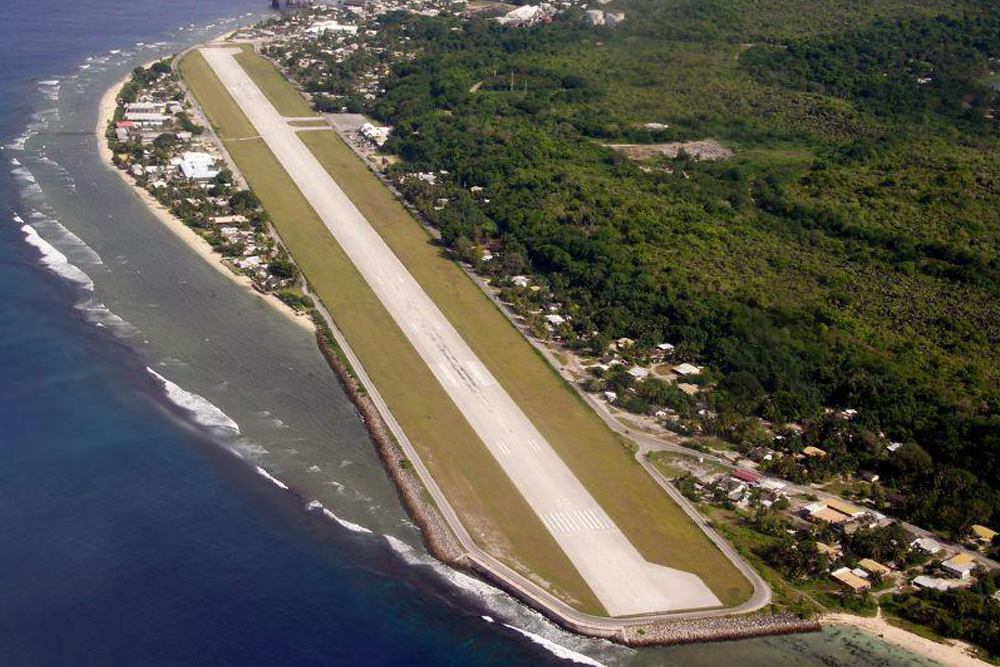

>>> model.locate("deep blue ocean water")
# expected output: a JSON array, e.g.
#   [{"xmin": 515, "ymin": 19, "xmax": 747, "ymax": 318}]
[{"xmin": 0, "ymin": 2, "xmax": 951, "ymax": 666}]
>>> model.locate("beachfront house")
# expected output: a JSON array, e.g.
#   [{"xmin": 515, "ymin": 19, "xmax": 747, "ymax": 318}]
[{"xmin": 174, "ymin": 152, "xmax": 220, "ymax": 182}]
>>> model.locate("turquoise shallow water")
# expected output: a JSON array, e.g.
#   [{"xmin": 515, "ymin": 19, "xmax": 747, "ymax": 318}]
[{"xmin": 0, "ymin": 2, "xmax": 950, "ymax": 665}]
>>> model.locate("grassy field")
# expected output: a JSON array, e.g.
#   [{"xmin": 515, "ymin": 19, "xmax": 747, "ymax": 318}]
[
  {"xmin": 295, "ymin": 111, "xmax": 754, "ymax": 604},
  {"xmin": 233, "ymin": 44, "xmax": 316, "ymax": 118},
  {"xmin": 179, "ymin": 50, "xmax": 257, "ymax": 139},
  {"xmin": 181, "ymin": 45, "xmax": 754, "ymax": 611},
  {"xmin": 178, "ymin": 49, "xmax": 602, "ymax": 614}
]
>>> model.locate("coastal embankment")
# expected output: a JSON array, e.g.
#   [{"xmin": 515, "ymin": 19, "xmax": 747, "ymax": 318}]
[{"xmin": 95, "ymin": 68, "xmax": 312, "ymax": 333}]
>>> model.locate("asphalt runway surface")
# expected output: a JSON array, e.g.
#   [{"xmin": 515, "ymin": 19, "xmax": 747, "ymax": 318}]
[{"xmin": 201, "ymin": 46, "xmax": 721, "ymax": 615}]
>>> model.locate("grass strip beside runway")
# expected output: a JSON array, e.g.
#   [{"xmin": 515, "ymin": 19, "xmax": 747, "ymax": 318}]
[
  {"xmin": 299, "ymin": 127, "xmax": 754, "ymax": 607},
  {"xmin": 178, "ymin": 50, "xmax": 604, "ymax": 615},
  {"xmin": 233, "ymin": 44, "xmax": 316, "ymax": 118}
]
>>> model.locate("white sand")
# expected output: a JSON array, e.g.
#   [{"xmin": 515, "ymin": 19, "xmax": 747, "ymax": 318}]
[
  {"xmin": 95, "ymin": 67, "xmax": 313, "ymax": 333},
  {"xmin": 824, "ymin": 610, "xmax": 991, "ymax": 667}
]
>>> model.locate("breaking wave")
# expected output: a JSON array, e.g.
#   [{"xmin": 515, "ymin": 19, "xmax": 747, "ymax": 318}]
[
  {"xmin": 502, "ymin": 625, "xmax": 609, "ymax": 667},
  {"xmin": 255, "ymin": 466, "xmax": 289, "ymax": 490},
  {"xmin": 19, "ymin": 222, "xmax": 94, "ymax": 290},
  {"xmin": 381, "ymin": 538, "xmax": 627, "ymax": 666},
  {"xmin": 306, "ymin": 500, "xmax": 373, "ymax": 534},
  {"xmin": 146, "ymin": 367, "xmax": 241, "ymax": 434}
]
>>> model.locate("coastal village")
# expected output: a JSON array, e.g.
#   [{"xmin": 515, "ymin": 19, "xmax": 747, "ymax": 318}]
[
  {"xmin": 106, "ymin": 60, "xmax": 310, "ymax": 313},
  {"xmin": 98, "ymin": 3, "xmax": 1000, "ymax": 661}
]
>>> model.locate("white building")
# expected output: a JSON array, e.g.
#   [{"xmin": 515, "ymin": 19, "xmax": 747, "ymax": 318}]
[
  {"xmin": 359, "ymin": 122, "xmax": 391, "ymax": 147},
  {"xmin": 307, "ymin": 20, "xmax": 359, "ymax": 35},
  {"xmin": 911, "ymin": 537, "xmax": 944, "ymax": 555},
  {"xmin": 174, "ymin": 152, "xmax": 220, "ymax": 182},
  {"xmin": 545, "ymin": 314, "xmax": 566, "ymax": 326},
  {"xmin": 124, "ymin": 111, "xmax": 171, "ymax": 127}
]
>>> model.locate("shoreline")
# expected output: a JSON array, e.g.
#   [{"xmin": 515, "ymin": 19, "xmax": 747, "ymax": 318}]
[
  {"xmin": 823, "ymin": 611, "xmax": 992, "ymax": 667},
  {"xmin": 91, "ymin": 41, "xmax": 985, "ymax": 661},
  {"xmin": 95, "ymin": 68, "xmax": 313, "ymax": 334}
]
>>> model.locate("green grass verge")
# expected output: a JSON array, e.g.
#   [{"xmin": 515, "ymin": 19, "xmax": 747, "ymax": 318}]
[
  {"xmin": 297, "ymin": 123, "xmax": 754, "ymax": 607},
  {"xmin": 178, "ymin": 49, "xmax": 602, "ymax": 615},
  {"xmin": 179, "ymin": 50, "xmax": 257, "ymax": 140},
  {"xmin": 288, "ymin": 120, "xmax": 331, "ymax": 127},
  {"xmin": 233, "ymin": 44, "xmax": 316, "ymax": 118}
]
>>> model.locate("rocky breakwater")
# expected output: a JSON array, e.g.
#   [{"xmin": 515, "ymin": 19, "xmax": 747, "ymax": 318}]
[{"xmin": 621, "ymin": 613, "xmax": 820, "ymax": 647}]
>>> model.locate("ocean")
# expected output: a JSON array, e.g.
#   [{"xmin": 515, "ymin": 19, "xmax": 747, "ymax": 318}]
[{"xmin": 0, "ymin": 1, "xmax": 949, "ymax": 665}]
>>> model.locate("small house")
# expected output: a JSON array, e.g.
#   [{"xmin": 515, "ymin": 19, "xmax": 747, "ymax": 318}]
[
  {"xmin": 858, "ymin": 558, "xmax": 891, "ymax": 576},
  {"xmin": 972, "ymin": 524, "xmax": 997, "ymax": 545},
  {"xmin": 941, "ymin": 553, "xmax": 977, "ymax": 580},
  {"xmin": 831, "ymin": 567, "xmax": 870, "ymax": 593},
  {"xmin": 911, "ymin": 537, "xmax": 944, "ymax": 555}
]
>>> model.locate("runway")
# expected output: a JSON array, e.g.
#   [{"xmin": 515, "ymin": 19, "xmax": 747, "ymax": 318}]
[{"xmin": 200, "ymin": 46, "xmax": 721, "ymax": 616}]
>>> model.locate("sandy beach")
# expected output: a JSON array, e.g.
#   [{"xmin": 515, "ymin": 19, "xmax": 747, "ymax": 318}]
[
  {"xmin": 96, "ymin": 68, "xmax": 313, "ymax": 333},
  {"xmin": 824, "ymin": 611, "xmax": 991, "ymax": 667}
]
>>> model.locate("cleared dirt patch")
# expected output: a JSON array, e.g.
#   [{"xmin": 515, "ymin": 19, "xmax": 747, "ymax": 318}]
[{"xmin": 606, "ymin": 139, "xmax": 733, "ymax": 161}]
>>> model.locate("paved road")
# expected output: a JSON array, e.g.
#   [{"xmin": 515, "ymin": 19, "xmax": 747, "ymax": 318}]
[{"xmin": 201, "ymin": 46, "xmax": 722, "ymax": 616}]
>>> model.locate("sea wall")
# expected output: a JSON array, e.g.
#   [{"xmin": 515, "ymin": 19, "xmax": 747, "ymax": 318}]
[
  {"xmin": 619, "ymin": 614, "xmax": 820, "ymax": 647},
  {"xmin": 310, "ymin": 313, "xmax": 469, "ymax": 568}
]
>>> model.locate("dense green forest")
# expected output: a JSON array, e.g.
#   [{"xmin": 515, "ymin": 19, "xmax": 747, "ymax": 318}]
[{"xmin": 272, "ymin": 0, "xmax": 1000, "ymax": 534}]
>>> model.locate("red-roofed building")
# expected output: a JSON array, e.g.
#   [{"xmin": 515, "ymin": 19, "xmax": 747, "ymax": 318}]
[
  {"xmin": 116, "ymin": 120, "xmax": 134, "ymax": 129},
  {"xmin": 732, "ymin": 469, "xmax": 761, "ymax": 485}
]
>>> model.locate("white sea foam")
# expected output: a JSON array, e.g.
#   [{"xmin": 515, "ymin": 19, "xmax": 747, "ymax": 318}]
[
  {"xmin": 324, "ymin": 508, "xmax": 372, "ymax": 534},
  {"xmin": 11, "ymin": 166, "xmax": 37, "ymax": 184},
  {"xmin": 383, "ymin": 535, "xmax": 498, "ymax": 597},
  {"xmin": 306, "ymin": 500, "xmax": 374, "ymax": 534},
  {"xmin": 20, "ymin": 224, "xmax": 94, "ymax": 290},
  {"xmin": 383, "ymin": 530, "xmax": 628, "ymax": 665},
  {"xmin": 38, "ymin": 81, "xmax": 60, "ymax": 100},
  {"xmin": 77, "ymin": 298, "xmax": 143, "ymax": 338},
  {"xmin": 255, "ymin": 466, "xmax": 289, "ymax": 490},
  {"xmin": 147, "ymin": 368, "xmax": 241, "ymax": 433},
  {"xmin": 232, "ymin": 438, "xmax": 269, "ymax": 459},
  {"xmin": 29, "ymin": 209, "xmax": 103, "ymax": 266},
  {"xmin": 502, "ymin": 625, "xmax": 609, "ymax": 667}
]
